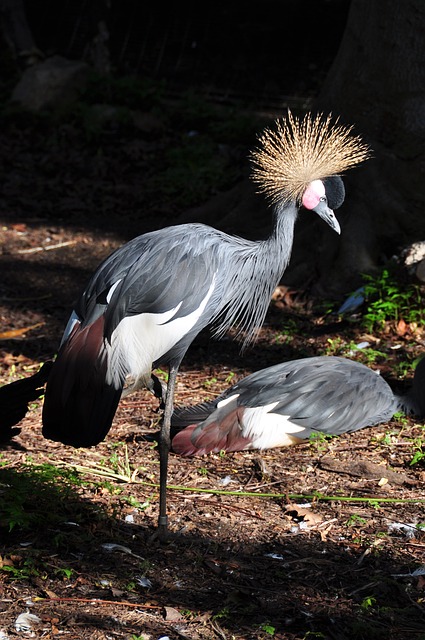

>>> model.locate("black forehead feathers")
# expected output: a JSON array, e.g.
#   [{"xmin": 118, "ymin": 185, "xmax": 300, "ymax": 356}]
[{"xmin": 323, "ymin": 175, "xmax": 345, "ymax": 210}]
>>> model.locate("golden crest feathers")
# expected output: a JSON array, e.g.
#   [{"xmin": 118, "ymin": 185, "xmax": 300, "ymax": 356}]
[{"xmin": 250, "ymin": 110, "xmax": 370, "ymax": 206}]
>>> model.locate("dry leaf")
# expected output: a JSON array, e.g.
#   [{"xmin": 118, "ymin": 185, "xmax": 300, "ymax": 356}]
[
  {"xmin": 42, "ymin": 587, "xmax": 60, "ymax": 599},
  {"xmin": 0, "ymin": 556, "xmax": 15, "ymax": 568},
  {"xmin": 163, "ymin": 606, "xmax": 183, "ymax": 621},
  {"xmin": 0, "ymin": 323, "xmax": 44, "ymax": 340},
  {"xmin": 271, "ymin": 284, "xmax": 298, "ymax": 307},
  {"xmin": 284, "ymin": 504, "xmax": 323, "ymax": 525},
  {"xmin": 396, "ymin": 318, "xmax": 407, "ymax": 335}
]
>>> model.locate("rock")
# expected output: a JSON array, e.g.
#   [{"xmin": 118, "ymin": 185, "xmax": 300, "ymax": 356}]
[
  {"xmin": 415, "ymin": 258, "xmax": 425, "ymax": 282},
  {"xmin": 10, "ymin": 55, "xmax": 90, "ymax": 111},
  {"xmin": 400, "ymin": 240, "xmax": 425, "ymax": 282}
]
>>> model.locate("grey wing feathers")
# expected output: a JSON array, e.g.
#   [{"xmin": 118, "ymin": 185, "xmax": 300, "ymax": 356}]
[
  {"xmin": 235, "ymin": 356, "xmax": 396, "ymax": 434},
  {"xmin": 171, "ymin": 401, "xmax": 218, "ymax": 429},
  {"xmin": 172, "ymin": 356, "xmax": 397, "ymax": 436},
  {"xmin": 76, "ymin": 225, "xmax": 224, "ymax": 339}
]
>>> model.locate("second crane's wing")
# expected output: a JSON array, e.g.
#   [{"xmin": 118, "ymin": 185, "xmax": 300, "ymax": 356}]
[
  {"xmin": 171, "ymin": 356, "xmax": 397, "ymax": 455},
  {"xmin": 233, "ymin": 356, "xmax": 397, "ymax": 436}
]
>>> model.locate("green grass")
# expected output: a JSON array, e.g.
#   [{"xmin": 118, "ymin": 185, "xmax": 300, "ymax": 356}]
[{"xmin": 0, "ymin": 461, "xmax": 85, "ymax": 532}]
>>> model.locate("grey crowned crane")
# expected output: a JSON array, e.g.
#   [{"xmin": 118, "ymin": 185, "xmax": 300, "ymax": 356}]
[
  {"xmin": 41, "ymin": 110, "xmax": 370, "ymax": 537},
  {"xmin": 171, "ymin": 355, "xmax": 425, "ymax": 456}
]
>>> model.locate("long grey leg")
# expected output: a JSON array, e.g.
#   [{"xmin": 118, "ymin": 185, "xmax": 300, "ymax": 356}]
[{"xmin": 157, "ymin": 364, "xmax": 178, "ymax": 539}]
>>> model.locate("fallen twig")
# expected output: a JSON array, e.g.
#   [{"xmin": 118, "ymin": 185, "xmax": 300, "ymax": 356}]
[
  {"xmin": 34, "ymin": 595, "xmax": 160, "ymax": 609},
  {"xmin": 16, "ymin": 240, "xmax": 77, "ymax": 254}
]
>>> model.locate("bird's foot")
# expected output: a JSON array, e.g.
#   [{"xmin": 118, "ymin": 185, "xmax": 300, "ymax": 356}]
[{"xmin": 148, "ymin": 515, "xmax": 169, "ymax": 543}]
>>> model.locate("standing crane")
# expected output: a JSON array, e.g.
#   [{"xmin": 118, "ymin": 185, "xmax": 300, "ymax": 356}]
[
  {"xmin": 41, "ymin": 110, "xmax": 370, "ymax": 537},
  {"xmin": 170, "ymin": 355, "xmax": 425, "ymax": 456}
]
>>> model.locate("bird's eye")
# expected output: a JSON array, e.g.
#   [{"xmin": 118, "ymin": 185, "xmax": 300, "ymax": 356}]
[{"xmin": 320, "ymin": 196, "xmax": 327, "ymax": 203}]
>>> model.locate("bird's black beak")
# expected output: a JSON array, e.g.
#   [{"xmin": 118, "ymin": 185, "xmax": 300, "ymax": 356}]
[{"xmin": 312, "ymin": 201, "xmax": 341, "ymax": 235}]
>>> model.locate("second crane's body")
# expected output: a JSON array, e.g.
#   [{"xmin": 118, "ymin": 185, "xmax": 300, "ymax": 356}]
[
  {"xmin": 171, "ymin": 356, "xmax": 398, "ymax": 455},
  {"xmin": 170, "ymin": 355, "xmax": 425, "ymax": 456}
]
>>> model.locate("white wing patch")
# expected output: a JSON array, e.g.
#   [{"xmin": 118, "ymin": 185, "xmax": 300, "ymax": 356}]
[
  {"xmin": 242, "ymin": 402, "xmax": 305, "ymax": 449},
  {"xmin": 107, "ymin": 276, "xmax": 217, "ymax": 387},
  {"xmin": 217, "ymin": 393, "xmax": 240, "ymax": 409}
]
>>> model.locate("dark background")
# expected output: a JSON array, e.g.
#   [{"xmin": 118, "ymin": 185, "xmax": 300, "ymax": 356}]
[{"xmin": 19, "ymin": 0, "xmax": 350, "ymax": 107}]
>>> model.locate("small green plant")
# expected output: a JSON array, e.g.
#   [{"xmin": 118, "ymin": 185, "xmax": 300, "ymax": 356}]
[
  {"xmin": 360, "ymin": 595, "xmax": 377, "ymax": 610},
  {"xmin": 92, "ymin": 442, "xmax": 142, "ymax": 482},
  {"xmin": 325, "ymin": 339, "xmax": 386, "ymax": 365},
  {"xmin": 273, "ymin": 332, "xmax": 293, "ymax": 346},
  {"xmin": 409, "ymin": 437, "xmax": 425, "ymax": 466},
  {"xmin": 308, "ymin": 431, "xmax": 334, "ymax": 452},
  {"xmin": 153, "ymin": 368, "xmax": 168, "ymax": 382},
  {"xmin": 273, "ymin": 317, "xmax": 301, "ymax": 345},
  {"xmin": 360, "ymin": 268, "xmax": 425, "ymax": 332},
  {"xmin": 392, "ymin": 411, "xmax": 409, "ymax": 426},
  {"xmin": 204, "ymin": 376, "xmax": 218, "ymax": 388},
  {"xmin": 345, "ymin": 514, "xmax": 367, "ymax": 527},
  {"xmin": 179, "ymin": 609, "xmax": 192, "ymax": 617},
  {"xmin": 125, "ymin": 580, "xmax": 137, "ymax": 592},
  {"xmin": 55, "ymin": 567, "xmax": 75, "ymax": 580},
  {"xmin": 393, "ymin": 359, "xmax": 414, "ymax": 379},
  {"xmin": 120, "ymin": 494, "xmax": 151, "ymax": 510},
  {"xmin": 367, "ymin": 500, "xmax": 382, "ymax": 510},
  {"xmin": 197, "ymin": 466, "xmax": 209, "ymax": 476},
  {"xmin": 260, "ymin": 622, "xmax": 276, "ymax": 636},
  {"xmin": 354, "ymin": 346, "xmax": 387, "ymax": 365},
  {"xmin": 225, "ymin": 371, "xmax": 236, "ymax": 385},
  {"xmin": 0, "ymin": 557, "xmax": 42, "ymax": 580},
  {"xmin": 106, "ymin": 443, "xmax": 132, "ymax": 478},
  {"xmin": 375, "ymin": 531, "xmax": 389, "ymax": 539},
  {"xmin": 212, "ymin": 606, "xmax": 230, "ymax": 621},
  {"xmin": 376, "ymin": 430, "xmax": 395, "ymax": 446},
  {"xmin": 323, "ymin": 337, "xmax": 346, "ymax": 356}
]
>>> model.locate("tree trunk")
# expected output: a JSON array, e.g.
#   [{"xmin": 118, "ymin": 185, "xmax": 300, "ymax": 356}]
[
  {"xmin": 0, "ymin": 0, "xmax": 42, "ymax": 66},
  {"xmin": 309, "ymin": 0, "xmax": 425, "ymax": 295}
]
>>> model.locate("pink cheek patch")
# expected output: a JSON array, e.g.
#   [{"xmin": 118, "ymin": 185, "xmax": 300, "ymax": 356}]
[{"xmin": 302, "ymin": 179, "xmax": 325, "ymax": 210}]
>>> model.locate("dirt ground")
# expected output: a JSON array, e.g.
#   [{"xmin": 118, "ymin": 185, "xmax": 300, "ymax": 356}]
[{"xmin": 1, "ymin": 99, "xmax": 425, "ymax": 640}]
